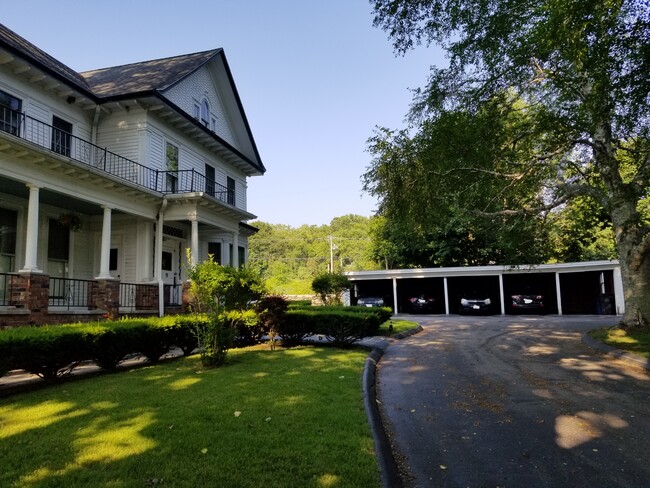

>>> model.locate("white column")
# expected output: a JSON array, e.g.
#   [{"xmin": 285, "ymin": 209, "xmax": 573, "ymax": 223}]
[
  {"xmin": 392, "ymin": 277, "xmax": 398, "ymax": 314},
  {"xmin": 95, "ymin": 206, "xmax": 113, "ymax": 279},
  {"xmin": 498, "ymin": 274, "xmax": 505, "ymax": 315},
  {"xmin": 443, "ymin": 277, "xmax": 450, "ymax": 315},
  {"xmin": 555, "ymin": 272, "xmax": 563, "ymax": 315},
  {"xmin": 190, "ymin": 219, "xmax": 199, "ymax": 267},
  {"xmin": 20, "ymin": 184, "xmax": 41, "ymax": 273},
  {"xmin": 232, "ymin": 231, "xmax": 239, "ymax": 266},
  {"xmin": 612, "ymin": 266, "xmax": 625, "ymax": 315}
]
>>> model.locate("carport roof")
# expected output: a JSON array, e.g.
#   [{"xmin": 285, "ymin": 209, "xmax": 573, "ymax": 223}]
[{"xmin": 345, "ymin": 260, "xmax": 620, "ymax": 281}]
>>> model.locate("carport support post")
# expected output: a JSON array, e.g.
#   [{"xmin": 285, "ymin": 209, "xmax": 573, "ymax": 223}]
[
  {"xmin": 392, "ymin": 277, "xmax": 398, "ymax": 314},
  {"xmin": 555, "ymin": 272, "xmax": 563, "ymax": 315},
  {"xmin": 498, "ymin": 274, "xmax": 505, "ymax": 315},
  {"xmin": 443, "ymin": 277, "xmax": 450, "ymax": 315}
]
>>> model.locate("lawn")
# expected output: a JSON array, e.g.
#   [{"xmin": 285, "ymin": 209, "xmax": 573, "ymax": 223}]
[
  {"xmin": 377, "ymin": 319, "xmax": 419, "ymax": 337},
  {"xmin": 0, "ymin": 346, "xmax": 380, "ymax": 488},
  {"xmin": 589, "ymin": 326, "xmax": 650, "ymax": 359}
]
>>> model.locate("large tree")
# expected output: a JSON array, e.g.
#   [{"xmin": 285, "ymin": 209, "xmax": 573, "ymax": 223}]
[{"xmin": 367, "ymin": 0, "xmax": 650, "ymax": 327}]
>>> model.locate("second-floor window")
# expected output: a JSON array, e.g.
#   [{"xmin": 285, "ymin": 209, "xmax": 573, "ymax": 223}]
[
  {"xmin": 166, "ymin": 142, "xmax": 179, "ymax": 192},
  {"xmin": 205, "ymin": 164, "xmax": 215, "ymax": 197},
  {"xmin": 0, "ymin": 90, "xmax": 22, "ymax": 136},
  {"xmin": 201, "ymin": 99, "xmax": 210, "ymax": 127},
  {"xmin": 51, "ymin": 116, "xmax": 72, "ymax": 157},
  {"xmin": 227, "ymin": 177, "xmax": 235, "ymax": 205}
]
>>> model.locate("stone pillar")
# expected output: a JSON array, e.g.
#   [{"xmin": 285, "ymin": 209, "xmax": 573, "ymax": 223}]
[
  {"xmin": 21, "ymin": 184, "xmax": 41, "ymax": 273},
  {"xmin": 92, "ymin": 279, "xmax": 119, "ymax": 320}
]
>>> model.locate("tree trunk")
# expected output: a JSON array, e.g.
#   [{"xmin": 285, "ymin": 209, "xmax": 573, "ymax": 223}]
[{"xmin": 616, "ymin": 229, "xmax": 650, "ymax": 328}]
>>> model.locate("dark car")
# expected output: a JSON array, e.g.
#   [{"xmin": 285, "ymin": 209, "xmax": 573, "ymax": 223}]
[
  {"xmin": 407, "ymin": 295, "xmax": 437, "ymax": 313},
  {"xmin": 357, "ymin": 296, "xmax": 385, "ymax": 308},
  {"xmin": 459, "ymin": 296, "xmax": 493, "ymax": 314},
  {"xmin": 510, "ymin": 294, "xmax": 545, "ymax": 314}
]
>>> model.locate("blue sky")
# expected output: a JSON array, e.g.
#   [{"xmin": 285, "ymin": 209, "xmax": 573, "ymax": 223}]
[{"xmin": 3, "ymin": 1, "xmax": 444, "ymax": 227}]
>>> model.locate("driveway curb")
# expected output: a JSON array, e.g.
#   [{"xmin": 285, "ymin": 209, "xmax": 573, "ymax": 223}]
[
  {"xmin": 582, "ymin": 333, "xmax": 650, "ymax": 370},
  {"xmin": 361, "ymin": 326, "xmax": 422, "ymax": 488}
]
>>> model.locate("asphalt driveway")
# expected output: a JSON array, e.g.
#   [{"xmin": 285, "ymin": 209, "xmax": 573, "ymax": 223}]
[{"xmin": 377, "ymin": 315, "xmax": 650, "ymax": 488}]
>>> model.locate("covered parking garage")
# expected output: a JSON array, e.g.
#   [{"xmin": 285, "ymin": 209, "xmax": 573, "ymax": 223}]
[{"xmin": 346, "ymin": 260, "xmax": 624, "ymax": 316}]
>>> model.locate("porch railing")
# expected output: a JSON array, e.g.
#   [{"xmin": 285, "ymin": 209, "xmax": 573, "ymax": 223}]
[
  {"xmin": 1, "ymin": 105, "xmax": 235, "ymax": 206},
  {"xmin": 0, "ymin": 272, "xmax": 18, "ymax": 306},
  {"xmin": 49, "ymin": 277, "xmax": 92, "ymax": 309},
  {"xmin": 119, "ymin": 282, "xmax": 159, "ymax": 312},
  {"xmin": 164, "ymin": 283, "xmax": 182, "ymax": 306}
]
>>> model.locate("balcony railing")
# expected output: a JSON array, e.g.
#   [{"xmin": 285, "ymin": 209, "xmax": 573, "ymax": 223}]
[
  {"xmin": 1, "ymin": 105, "xmax": 235, "ymax": 206},
  {"xmin": 119, "ymin": 282, "xmax": 159, "ymax": 311}
]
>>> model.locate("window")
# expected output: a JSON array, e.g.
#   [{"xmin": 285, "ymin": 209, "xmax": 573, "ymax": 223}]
[
  {"xmin": 238, "ymin": 246, "xmax": 246, "ymax": 268},
  {"xmin": 201, "ymin": 99, "xmax": 210, "ymax": 127},
  {"xmin": 0, "ymin": 89, "xmax": 22, "ymax": 136},
  {"xmin": 211, "ymin": 117, "xmax": 217, "ymax": 132},
  {"xmin": 161, "ymin": 251, "xmax": 173, "ymax": 271},
  {"xmin": 205, "ymin": 164, "xmax": 216, "ymax": 197},
  {"xmin": 109, "ymin": 248, "xmax": 118, "ymax": 271},
  {"xmin": 48, "ymin": 218, "xmax": 69, "ymax": 277},
  {"xmin": 208, "ymin": 242, "xmax": 222, "ymax": 265},
  {"xmin": 227, "ymin": 176, "xmax": 235, "ymax": 205},
  {"xmin": 51, "ymin": 116, "xmax": 72, "ymax": 156},
  {"xmin": 229, "ymin": 243, "xmax": 233, "ymax": 266},
  {"xmin": 0, "ymin": 208, "xmax": 17, "ymax": 272},
  {"xmin": 193, "ymin": 103, "xmax": 200, "ymax": 119},
  {"xmin": 165, "ymin": 142, "xmax": 179, "ymax": 192}
]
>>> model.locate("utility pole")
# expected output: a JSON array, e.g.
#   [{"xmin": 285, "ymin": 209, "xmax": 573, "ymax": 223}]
[{"xmin": 329, "ymin": 235, "xmax": 334, "ymax": 273}]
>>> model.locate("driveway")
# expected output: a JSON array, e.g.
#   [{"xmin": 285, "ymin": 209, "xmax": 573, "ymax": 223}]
[{"xmin": 377, "ymin": 315, "xmax": 650, "ymax": 488}]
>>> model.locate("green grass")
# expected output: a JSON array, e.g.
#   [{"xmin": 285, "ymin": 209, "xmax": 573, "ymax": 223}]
[
  {"xmin": 377, "ymin": 319, "xmax": 419, "ymax": 337},
  {"xmin": 0, "ymin": 346, "xmax": 380, "ymax": 488},
  {"xmin": 589, "ymin": 326, "xmax": 650, "ymax": 359}
]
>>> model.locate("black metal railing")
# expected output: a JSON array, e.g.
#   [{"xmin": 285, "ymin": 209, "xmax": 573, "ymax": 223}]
[
  {"xmin": 1, "ymin": 105, "xmax": 235, "ymax": 206},
  {"xmin": 119, "ymin": 282, "xmax": 158, "ymax": 311},
  {"xmin": 159, "ymin": 170, "xmax": 233, "ymax": 204},
  {"xmin": 164, "ymin": 283, "xmax": 182, "ymax": 306},
  {"xmin": 49, "ymin": 277, "xmax": 92, "ymax": 309},
  {"xmin": 0, "ymin": 272, "xmax": 17, "ymax": 306}
]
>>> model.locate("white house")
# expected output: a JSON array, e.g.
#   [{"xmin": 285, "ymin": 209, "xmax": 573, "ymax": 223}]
[{"xmin": 0, "ymin": 23, "xmax": 265, "ymax": 325}]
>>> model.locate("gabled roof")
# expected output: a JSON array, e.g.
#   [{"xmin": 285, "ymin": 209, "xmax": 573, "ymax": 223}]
[
  {"xmin": 0, "ymin": 23, "xmax": 265, "ymax": 175},
  {"xmin": 80, "ymin": 49, "xmax": 221, "ymax": 97}
]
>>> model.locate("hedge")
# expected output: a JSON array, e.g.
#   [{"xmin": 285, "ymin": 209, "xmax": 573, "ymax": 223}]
[{"xmin": 0, "ymin": 305, "xmax": 393, "ymax": 380}]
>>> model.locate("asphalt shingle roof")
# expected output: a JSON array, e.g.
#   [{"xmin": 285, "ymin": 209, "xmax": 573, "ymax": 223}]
[{"xmin": 80, "ymin": 49, "xmax": 222, "ymax": 98}]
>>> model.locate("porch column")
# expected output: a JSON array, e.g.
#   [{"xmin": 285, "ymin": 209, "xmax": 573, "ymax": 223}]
[
  {"xmin": 155, "ymin": 210, "xmax": 165, "ymax": 317},
  {"xmin": 190, "ymin": 219, "xmax": 199, "ymax": 267},
  {"xmin": 555, "ymin": 272, "xmax": 563, "ymax": 315},
  {"xmin": 95, "ymin": 206, "xmax": 113, "ymax": 279},
  {"xmin": 20, "ymin": 183, "xmax": 41, "ymax": 273},
  {"xmin": 232, "ymin": 231, "xmax": 239, "ymax": 266}
]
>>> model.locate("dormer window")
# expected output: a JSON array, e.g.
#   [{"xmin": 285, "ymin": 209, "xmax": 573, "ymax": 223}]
[{"xmin": 200, "ymin": 99, "xmax": 210, "ymax": 127}]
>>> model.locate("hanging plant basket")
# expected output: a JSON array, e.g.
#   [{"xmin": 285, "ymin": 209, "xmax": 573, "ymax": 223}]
[{"xmin": 58, "ymin": 213, "xmax": 83, "ymax": 232}]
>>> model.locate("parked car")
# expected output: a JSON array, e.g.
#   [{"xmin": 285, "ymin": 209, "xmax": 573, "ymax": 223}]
[
  {"xmin": 357, "ymin": 296, "xmax": 385, "ymax": 307},
  {"xmin": 510, "ymin": 294, "xmax": 545, "ymax": 314},
  {"xmin": 459, "ymin": 296, "xmax": 493, "ymax": 314},
  {"xmin": 407, "ymin": 295, "xmax": 437, "ymax": 313}
]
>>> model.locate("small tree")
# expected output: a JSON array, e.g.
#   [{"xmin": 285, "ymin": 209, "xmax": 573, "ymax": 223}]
[
  {"xmin": 255, "ymin": 295, "xmax": 289, "ymax": 350},
  {"xmin": 311, "ymin": 272, "xmax": 351, "ymax": 306},
  {"xmin": 187, "ymin": 255, "xmax": 266, "ymax": 366}
]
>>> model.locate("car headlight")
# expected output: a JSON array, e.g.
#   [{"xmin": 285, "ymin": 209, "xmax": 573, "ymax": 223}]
[
  {"xmin": 484, "ymin": 298, "xmax": 491, "ymax": 305},
  {"xmin": 460, "ymin": 298, "xmax": 469, "ymax": 306}
]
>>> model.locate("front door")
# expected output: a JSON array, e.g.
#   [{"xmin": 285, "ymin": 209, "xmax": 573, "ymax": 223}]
[{"xmin": 162, "ymin": 241, "xmax": 180, "ymax": 305}]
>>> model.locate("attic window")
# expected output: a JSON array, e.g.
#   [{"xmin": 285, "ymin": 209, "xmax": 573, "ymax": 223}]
[{"xmin": 201, "ymin": 99, "xmax": 210, "ymax": 127}]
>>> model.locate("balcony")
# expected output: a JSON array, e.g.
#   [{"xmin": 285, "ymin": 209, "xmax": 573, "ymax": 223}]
[{"xmin": 0, "ymin": 105, "xmax": 235, "ymax": 206}]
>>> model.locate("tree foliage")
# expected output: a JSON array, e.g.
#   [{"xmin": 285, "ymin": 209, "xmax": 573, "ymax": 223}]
[
  {"xmin": 368, "ymin": 0, "xmax": 650, "ymax": 326},
  {"xmin": 248, "ymin": 215, "xmax": 381, "ymax": 294},
  {"xmin": 311, "ymin": 273, "xmax": 352, "ymax": 306}
]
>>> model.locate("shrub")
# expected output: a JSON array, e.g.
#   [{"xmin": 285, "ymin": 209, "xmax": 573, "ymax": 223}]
[
  {"xmin": 255, "ymin": 296, "xmax": 289, "ymax": 349},
  {"xmin": 168, "ymin": 316, "xmax": 205, "ymax": 355},
  {"xmin": 194, "ymin": 314, "xmax": 235, "ymax": 367},
  {"xmin": 311, "ymin": 273, "xmax": 351, "ymax": 305},
  {"xmin": 227, "ymin": 309, "xmax": 261, "ymax": 347}
]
